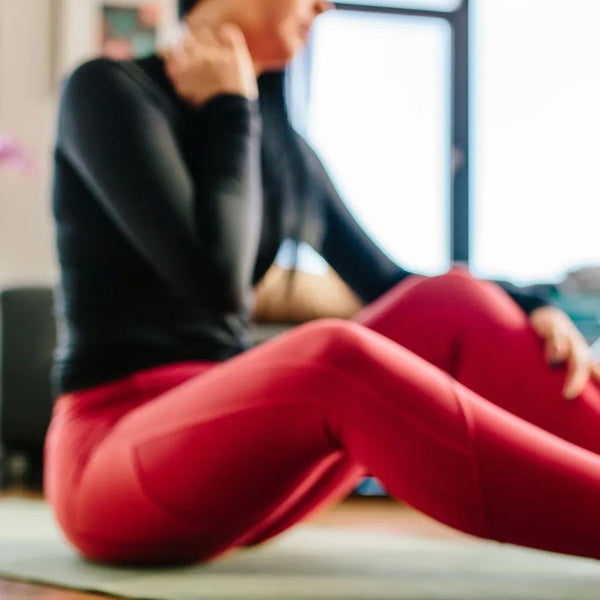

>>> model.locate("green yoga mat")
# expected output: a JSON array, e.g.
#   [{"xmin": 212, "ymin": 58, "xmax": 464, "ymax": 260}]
[{"xmin": 1, "ymin": 499, "xmax": 600, "ymax": 599}]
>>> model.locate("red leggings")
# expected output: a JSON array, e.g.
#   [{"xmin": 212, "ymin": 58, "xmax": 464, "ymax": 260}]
[{"xmin": 44, "ymin": 267, "xmax": 600, "ymax": 565}]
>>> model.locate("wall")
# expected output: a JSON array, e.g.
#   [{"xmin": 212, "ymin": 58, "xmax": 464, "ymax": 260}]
[
  {"xmin": 0, "ymin": 0, "xmax": 58, "ymax": 287},
  {"xmin": 0, "ymin": 0, "xmax": 177, "ymax": 288}
]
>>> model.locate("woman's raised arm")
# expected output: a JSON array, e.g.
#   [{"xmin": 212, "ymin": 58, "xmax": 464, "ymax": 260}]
[{"xmin": 56, "ymin": 57, "xmax": 262, "ymax": 312}]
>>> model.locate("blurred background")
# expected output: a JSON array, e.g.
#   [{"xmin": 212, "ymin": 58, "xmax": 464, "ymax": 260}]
[
  {"xmin": 2, "ymin": 0, "xmax": 600, "ymax": 490},
  {"xmin": 2, "ymin": 0, "xmax": 600, "ymax": 308}
]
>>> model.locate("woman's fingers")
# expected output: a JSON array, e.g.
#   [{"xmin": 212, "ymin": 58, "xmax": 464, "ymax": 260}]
[
  {"xmin": 162, "ymin": 20, "xmax": 257, "ymax": 105},
  {"xmin": 217, "ymin": 23, "xmax": 245, "ymax": 49},
  {"xmin": 545, "ymin": 331, "xmax": 570, "ymax": 365},
  {"xmin": 563, "ymin": 341, "xmax": 592, "ymax": 399},
  {"xmin": 164, "ymin": 28, "xmax": 212, "ymax": 76},
  {"xmin": 181, "ymin": 31, "xmax": 198, "ymax": 54},
  {"xmin": 591, "ymin": 362, "xmax": 600, "ymax": 386},
  {"xmin": 164, "ymin": 36, "xmax": 192, "ymax": 70},
  {"xmin": 185, "ymin": 22, "xmax": 222, "ymax": 47},
  {"xmin": 529, "ymin": 306, "xmax": 598, "ymax": 400}
]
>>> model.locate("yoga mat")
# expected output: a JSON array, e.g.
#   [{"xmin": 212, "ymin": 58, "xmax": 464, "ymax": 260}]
[{"xmin": 1, "ymin": 499, "xmax": 600, "ymax": 599}]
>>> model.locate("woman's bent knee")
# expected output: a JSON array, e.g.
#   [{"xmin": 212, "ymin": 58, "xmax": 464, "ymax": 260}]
[{"xmin": 287, "ymin": 318, "xmax": 387, "ymax": 369}]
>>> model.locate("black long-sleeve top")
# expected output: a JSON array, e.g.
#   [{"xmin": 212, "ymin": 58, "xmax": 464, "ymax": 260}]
[{"xmin": 50, "ymin": 53, "xmax": 549, "ymax": 395}]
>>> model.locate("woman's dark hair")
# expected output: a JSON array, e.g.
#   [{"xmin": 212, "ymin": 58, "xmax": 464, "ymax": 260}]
[
  {"xmin": 258, "ymin": 73, "xmax": 323, "ymax": 295},
  {"xmin": 178, "ymin": 0, "xmax": 199, "ymax": 19}
]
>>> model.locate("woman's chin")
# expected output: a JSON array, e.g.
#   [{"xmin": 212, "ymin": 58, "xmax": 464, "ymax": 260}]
[{"xmin": 262, "ymin": 38, "xmax": 306, "ymax": 69}]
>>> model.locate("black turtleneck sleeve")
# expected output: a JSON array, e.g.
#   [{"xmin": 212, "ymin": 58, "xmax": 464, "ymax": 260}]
[
  {"xmin": 294, "ymin": 134, "xmax": 412, "ymax": 304},
  {"xmin": 56, "ymin": 57, "xmax": 263, "ymax": 313},
  {"xmin": 296, "ymin": 134, "xmax": 550, "ymax": 314}
]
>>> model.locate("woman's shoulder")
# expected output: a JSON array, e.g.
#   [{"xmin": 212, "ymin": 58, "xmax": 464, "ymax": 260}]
[
  {"xmin": 62, "ymin": 56, "xmax": 124, "ymax": 89},
  {"xmin": 61, "ymin": 54, "xmax": 166, "ymax": 99},
  {"xmin": 56, "ymin": 57, "xmax": 132, "ymax": 113},
  {"xmin": 59, "ymin": 53, "xmax": 179, "ymax": 119}
]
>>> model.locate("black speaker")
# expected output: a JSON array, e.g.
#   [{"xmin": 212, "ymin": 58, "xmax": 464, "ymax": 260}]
[{"xmin": 0, "ymin": 286, "xmax": 55, "ymax": 487}]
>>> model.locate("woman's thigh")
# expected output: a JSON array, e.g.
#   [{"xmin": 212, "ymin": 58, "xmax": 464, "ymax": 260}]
[
  {"xmin": 49, "ymin": 315, "xmax": 480, "ymax": 565},
  {"xmin": 354, "ymin": 266, "xmax": 600, "ymax": 455},
  {"xmin": 45, "ymin": 317, "xmax": 600, "ymax": 566},
  {"xmin": 46, "ymin": 324, "xmax": 367, "ymax": 564}
]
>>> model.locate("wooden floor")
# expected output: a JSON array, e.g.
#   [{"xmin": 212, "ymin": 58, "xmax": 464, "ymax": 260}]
[{"xmin": 0, "ymin": 488, "xmax": 469, "ymax": 599}]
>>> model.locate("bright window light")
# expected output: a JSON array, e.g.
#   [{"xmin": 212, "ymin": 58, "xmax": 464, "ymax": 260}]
[
  {"xmin": 335, "ymin": 0, "xmax": 462, "ymax": 12},
  {"xmin": 471, "ymin": 0, "xmax": 600, "ymax": 284},
  {"xmin": 302, "ymin": 10, "xmax": 452, "ymax": 276}
]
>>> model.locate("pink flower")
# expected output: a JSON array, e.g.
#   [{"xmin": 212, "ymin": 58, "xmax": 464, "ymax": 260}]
[{"xmin": 0, "ymin": 134, "xmax": 37, "ymax": 175}]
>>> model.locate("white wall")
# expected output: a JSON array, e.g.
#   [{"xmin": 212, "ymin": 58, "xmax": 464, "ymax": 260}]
[
  {"xmin": 0, "ymin": 0, "xmax": 58, "ymax": 287},
  {"xmin": 0, "ymin": 0, "xmax": 177, "ymax": 288}
]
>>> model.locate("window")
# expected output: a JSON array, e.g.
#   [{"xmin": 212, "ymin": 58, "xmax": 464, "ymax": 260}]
[
  {"xmin": 471, "ymin": 0, "xmax": 600, "ymax": 284},
  {"xmin": 293, "ymin": 9, "xmax": 452, "ymax": 275},
  {"xmin": 335, "ymin": 0, "xmax": 462, "ymax": 11}
]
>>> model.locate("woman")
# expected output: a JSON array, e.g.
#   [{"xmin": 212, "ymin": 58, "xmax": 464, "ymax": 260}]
[{"xmin": 45, "ymin": 0, "xmax": 600, "ymax": 566}]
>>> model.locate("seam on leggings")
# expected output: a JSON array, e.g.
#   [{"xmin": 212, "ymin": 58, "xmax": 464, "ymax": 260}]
[
  {"xmin": 115, "ymin": 357, "xmax": 467, "ymax": 525},
  {"xmin": 116, "ymin": 361, "xmax": 343, "ymax": 452},
  {"xmin": 71, "ymin": 382, "xmax": 171, "ymax": 491},
  {"xmin": 232, "ymin": 358, "xmax": 472, "ymax": 457},
  {"xmin": 111, "ymin": 357, "xmax": 469, "ymax": 459},
  {"xmin": 449, "ymin": 380, "xmax": 496, "ymax": 541},
  {"xmin": 127, "ymin": 393, "xmax": 336, "ymax": 449},
  {"xmin": 291, "ymin": 359, "xmax": 473, "ymax": 458},
  {"xmin": 129, "ymin": 402, "xmax": 337, "ymax": 524},
  {"xmin": 296, "ymin": 361, "xmax": 486, "ymax": 516}
]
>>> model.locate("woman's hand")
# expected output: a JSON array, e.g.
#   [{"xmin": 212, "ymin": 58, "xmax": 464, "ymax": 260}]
[
  {"xmin": 160, "ymin": 23, "xmax": 258, "ymax": 107},
  {"xmin": 529, "ymin": 305, "xmax": 600, "ymax": 399}
]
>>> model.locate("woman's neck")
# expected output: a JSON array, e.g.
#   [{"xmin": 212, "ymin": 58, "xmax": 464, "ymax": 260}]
[{"xmin": 183, "ymin": 2, "xmax": 265, "ymax": 76}]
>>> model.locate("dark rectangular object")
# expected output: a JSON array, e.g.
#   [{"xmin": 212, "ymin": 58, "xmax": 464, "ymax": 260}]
[{"xmin": 0, "ymin": 286, "xmax": 55, "ymax": 453}]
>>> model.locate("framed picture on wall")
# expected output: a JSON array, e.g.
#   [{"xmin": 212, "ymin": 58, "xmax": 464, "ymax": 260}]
[
  {"xmin": 52, "ymin": 0, "xmax": 177, "ymax": 85},
  {"xmin": 100, "ymin": 2, "xmax": 162, "ymax": 59}
]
